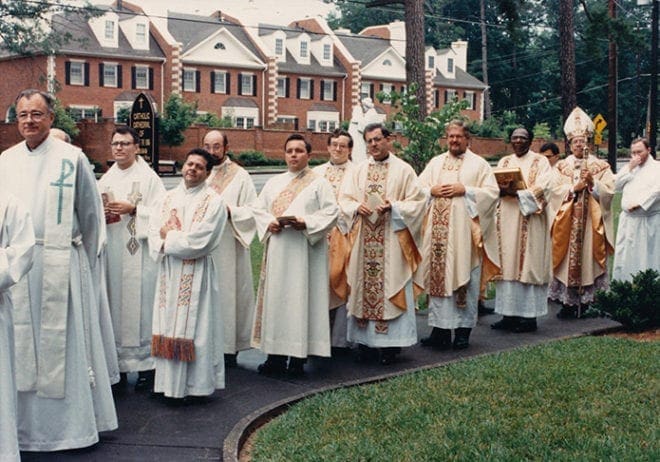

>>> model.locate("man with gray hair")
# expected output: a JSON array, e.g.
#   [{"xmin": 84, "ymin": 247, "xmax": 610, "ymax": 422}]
[{"xmin": 0, "ymin": 89, "xmax": 117, "ymax": 451}]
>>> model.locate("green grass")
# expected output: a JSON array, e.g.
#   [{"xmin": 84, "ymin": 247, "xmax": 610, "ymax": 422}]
[
  {"xmin": 251, "ymin": 336, "xmax": 659, "ymax": 461},
  {"xmin": 250, "ymin": 237, "xmax": 264, "ymax": 293}
]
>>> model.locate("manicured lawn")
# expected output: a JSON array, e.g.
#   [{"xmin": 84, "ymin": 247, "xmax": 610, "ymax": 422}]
[{"xmin": 251, "ymin": 336, "xmax": 659, "ymax": 461}]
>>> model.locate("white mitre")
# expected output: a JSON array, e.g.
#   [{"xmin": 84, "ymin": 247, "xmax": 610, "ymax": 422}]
[{"xmin": 563, "ymin": 106, "xmax": 595, "ymax": 140}]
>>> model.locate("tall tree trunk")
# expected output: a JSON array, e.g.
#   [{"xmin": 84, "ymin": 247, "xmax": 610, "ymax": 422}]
[
  {"xmin": 558, "ymin": 0, "xmax": 577, "ymax": 132},
  {"xmin": 480, "ymin": 0, "xmax": 491, "ymax": 119},
  {"xmin": 405, "ymin": 0, "xmax": 426, "ymax": 120}
]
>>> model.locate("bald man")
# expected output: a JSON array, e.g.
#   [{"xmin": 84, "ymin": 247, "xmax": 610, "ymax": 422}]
[{"xmin": 203, "ymin": 130, "xmax": 257, "ymax": 367}]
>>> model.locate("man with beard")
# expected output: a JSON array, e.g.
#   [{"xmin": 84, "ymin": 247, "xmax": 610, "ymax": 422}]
[
  {"xmin": 203, "ymin": 130, "xmax": 257, "ymax": 368},
  {"xmin": 417, "ymin": 120, "xmax": 499, "ymax": 350}
]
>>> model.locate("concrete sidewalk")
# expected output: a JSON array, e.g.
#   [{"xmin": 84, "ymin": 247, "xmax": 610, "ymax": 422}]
[{"xmin": 20, "ymin": 302, "xmax": 619, "ymax": 462}]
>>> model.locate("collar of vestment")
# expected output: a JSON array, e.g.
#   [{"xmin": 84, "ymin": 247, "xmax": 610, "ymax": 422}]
[
  {"xmin": 24, "ymin": 135, "xmax": 54, "ymax": 156},
  {"xmin": 369, "ymin": 153, "xmax": 391, "ymax": 164},
  {"xmin": 181, "ymin": 182, "xmax": 207, "ymax": 195}
]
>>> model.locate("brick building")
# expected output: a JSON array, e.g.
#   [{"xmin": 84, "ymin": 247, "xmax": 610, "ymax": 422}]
[{"xmin": 0, "ymin": 1, "xmax": 486, "ymax": 147}]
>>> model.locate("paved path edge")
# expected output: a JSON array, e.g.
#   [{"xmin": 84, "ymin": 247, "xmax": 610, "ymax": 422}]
[{"xmin": 223, "ymin": 324, "xmax": 622, "ymax": 461}]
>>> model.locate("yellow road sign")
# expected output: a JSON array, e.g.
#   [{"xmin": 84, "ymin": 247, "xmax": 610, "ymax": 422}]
[
  {"xmin": 594, "ymin": 133, "xmax": 603, "ymax": 145},
  {"xmin": 593, "ymin": 114, "xmax": 607, "ymax": 134}
]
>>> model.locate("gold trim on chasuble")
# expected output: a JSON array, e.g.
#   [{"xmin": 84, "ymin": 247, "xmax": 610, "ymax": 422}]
[
  {"xmin": 325, "ymin": 164, "xmax": 351, "ymax": 304},
  {"xmin": 252, "ymin": 168, "xmax": 318, "ymax": 345},
  {"xmin": 357, "ymin": 162, "xmax": 390, "ymax": 333},
  {"xmin": 426, "ymin": 155, "xmax": 468, "ymax": 307},
  {"xmin": 496, "ymin": 156, "xmax": 542, "ymax": 280},
  {"xmin": 209, "ymin": 161, "xmax": 240, "ymax": 195},
  {"xmin": 553, "ymin": 160, "xmax": 612, "ymax": 287},
  {"xmin": 151, "ymin": 193, "xmax": 212, "ymax": 362},
  {"xmin": 324, "ymin": 163, "xmax": 348, "ymax": 197}
]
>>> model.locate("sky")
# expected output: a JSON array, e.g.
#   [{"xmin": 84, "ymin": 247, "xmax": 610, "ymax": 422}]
[{"xmin": 91, "ymin": 0, "xmax": 337, "ymax": 26}]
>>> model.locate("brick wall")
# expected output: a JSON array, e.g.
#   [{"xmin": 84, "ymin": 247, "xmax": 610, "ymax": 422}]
[{"xmin": 0, "ymin": 120, "xmax": 567, "ymax": 172}]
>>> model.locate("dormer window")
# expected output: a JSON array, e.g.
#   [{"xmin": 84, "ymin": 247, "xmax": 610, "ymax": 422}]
[
  {"xmin": 447, "ymin": 58, "xmax": 454, "ymax": 73},
  {"xmin": 427, "ymin": 55, "xmax": 435, "ymax": 69},
  {"xmin": 104, "ymin": 20, "xmax": 115, "ymax": 40},
  {"xmin": 275, "ymin": 38, "xmax": 284, "ymax": 56},
  {"xmin": 383, "ymin": 59, "xmax": 392, "ymax": 66},
  {"xmin": 323, "ymin": 44, "xmax": 331, "ymax": 61},
  {"xmin": 300, "ymin": 41, "xmax": 308, "ymax": 58},
  {"xmin": 136, "ymin": 23, "xmax": 146, "ymax": 45}
]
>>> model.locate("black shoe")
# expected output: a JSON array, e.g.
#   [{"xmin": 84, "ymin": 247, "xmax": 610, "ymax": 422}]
[
  {"xmin": 112, "ymin": 372, "xmax": 128, "ymax": 394},
  {"xmin": 257, "ymin": 355, "xmax": 287, "ymax": 376},
  {"xmin": 287, "ymin": 357, "xmax": 306, "ymax": 377},
  {"xmin": 355, "ymin": 344, "xmax": 378, "ymax": 363},
  {"xmin": 452, "ymin": 328, "xmax": 471, "ymax": 350},
  {"xmin": 379, "ymin": 347, "xmax": 401, "ymax": 365},
  {"xmin": 420, "ymin": 327, "xmax": 452, "ymax": 350},
  {"xmin": 557, "ymin": 304, "xmax": 577, "ymax": 319},
  {"xmin": 512, "ymin": 317, "xmax": 537, "ymax": 333},
  {"xmin": 478, "ymin": 301, "xmax": 495, "ymax": 316},
  {"xmin": 224, "ymin": 353, "xmax": 238, "ymax": 368},
  {"xmin": 183, "ymin": 395, "xmax": 213, "ymax": 405},
  {"xmin": 491, "ymin": 316, "xmax": 518, "ymax": 331},
  {"xmin": 134, "ymin": 370, "xmax": 154, "ymax": 392}
]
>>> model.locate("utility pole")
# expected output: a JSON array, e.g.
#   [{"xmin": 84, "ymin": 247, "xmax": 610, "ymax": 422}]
[
  {"xmin": 480, "ymin": 0, "xmax": 491, "ymax": 119},
  {"xmin": 608, "ymin": 0, "xmax": 618, "ymax": 171},
  {"xmin": 650, "ymin": 0, "xmax": 658, "ymax": 156}
]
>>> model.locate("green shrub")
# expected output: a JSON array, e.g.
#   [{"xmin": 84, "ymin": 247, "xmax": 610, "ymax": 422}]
[
  {"xmin": 589, "ymin": 269, "xmax": 660, "ymax": 331},
  {"xmin": 237, "ymin": 150, "xmax": 285, "ymax": 167}
]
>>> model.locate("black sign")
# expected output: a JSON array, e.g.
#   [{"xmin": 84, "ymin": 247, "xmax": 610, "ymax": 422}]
[{"xmin": 129, "ymin": 93, "xmax": 159, "ymax": 170}]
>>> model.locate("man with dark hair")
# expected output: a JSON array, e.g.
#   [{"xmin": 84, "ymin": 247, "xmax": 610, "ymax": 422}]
[
  {"xmin": 98, "ymin": 125, "xmax": 165, "ymax": 392},
  {"xmin": 340, "ymin": 123, "xmax": 426, "ymax": 365},
  {"xmin": 249, "ymin": 134, "xmax": 338, "ymax": 376},
  {"xmin": 490, "ymin": 127, "xmax": 555, "ymax": 333},
  {"xmin": 417, "ymin": 120, "xmax": 499, "ymax": 350},
  {"xmin": 539, "ymin": 142, "xmax": 561, "ymax": 168},
  {"xmin": 203, "ymin": 130, "xmax": 257, "ymax": 368},
  {"xmin": 314, "ymin": 128, "xmax": 356, "ymax": 350},
  {"xmin": 0, "ymin": 88, "xmax": 117, "ymax": 450},
  {"xmin": 612, "ymin": 138, "xmax": 659, "ymax": 281},
  {"xmin": 148, "ymin": 148, "xmax": 227, "ymax": 399}
]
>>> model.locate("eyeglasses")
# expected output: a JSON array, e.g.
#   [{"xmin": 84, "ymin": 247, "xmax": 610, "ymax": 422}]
[
  {"xmin": 366, "ymin": 136, "xmax": 384, "ymax": 145},
  {"xmin": 17, "ymin": 111, "xmax": 47, "ymax": 121},
  {"xmin": 110, "ymin": 141, "xmax": 135, "ymax": 148}
]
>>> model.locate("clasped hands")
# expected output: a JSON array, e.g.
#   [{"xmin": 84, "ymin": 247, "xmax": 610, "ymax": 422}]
[
  {"xmin": 105, "ymin": 200, "xmax": 136, "ymax": 216},
  {"xmin": 268, "ymin": 217, "xmax": 306, "ymax": 233},
  {"xmin": 357, "ymin": 200, "xmax": 391, "ymax": 217},
  {"xmin": 573, "ymin": 170, "xmax": 594, "ymax": 194},
  {"xmin": 431, "ymin": 183, "xmax": 466, "ymax": 198}
]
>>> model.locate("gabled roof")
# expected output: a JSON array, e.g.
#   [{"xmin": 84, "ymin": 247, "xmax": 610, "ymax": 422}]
[
  {"xmin": 277, "ymin": 50, "xmax": 346, "ymax": 78},
  {"xmin": 334, "ymin": 32, "xmax": 392, "ymax": 66},
  {"xmin": 434, "ymin": 67, "xmax": 487, "ymax": 90},
  {"xmin": 0, "ymin": 8, "xmax": 165, "ymax": 61},
  {"xmin": 167, "ymin": 11, "xmax": 263, "ymax": 59}
]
